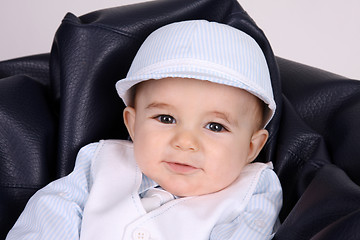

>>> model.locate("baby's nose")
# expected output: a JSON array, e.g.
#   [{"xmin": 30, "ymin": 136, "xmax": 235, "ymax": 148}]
[{"xmin": 171, "ymin": 130, "xmax": 199, "ymax": 152}]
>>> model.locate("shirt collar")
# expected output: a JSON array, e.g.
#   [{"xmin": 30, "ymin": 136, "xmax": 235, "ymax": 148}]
[{"xmin": 138, "ymin": 174, "xmax": 158, "ymax": 194}]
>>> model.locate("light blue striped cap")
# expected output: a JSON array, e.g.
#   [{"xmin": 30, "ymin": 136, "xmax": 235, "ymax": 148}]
[{"xmin": 116, "ymin": 20, "xmax": 276, "ymax": 123}]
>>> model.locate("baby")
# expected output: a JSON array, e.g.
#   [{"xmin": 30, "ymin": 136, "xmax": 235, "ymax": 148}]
[{"xmin": 7, "ymin": 20, "xmax": 282, "ymax": 240}]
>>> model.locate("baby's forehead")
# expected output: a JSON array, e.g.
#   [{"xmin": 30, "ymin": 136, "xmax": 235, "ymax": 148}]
[
  {"xmin": 135, "ymin": 77, "xmax": 262, "ymax": 109},
  {"xmin": 132, "ymin": 77, "xmax": 265, "ymax": 129}
]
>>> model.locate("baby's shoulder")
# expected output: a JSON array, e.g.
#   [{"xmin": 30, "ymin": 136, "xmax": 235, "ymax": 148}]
[
  {"xmin": 78, "ymin": 139, "xmax": 132, "ymax": 153},
  {"xmin": 252, "ymin": 162, "xmax": 282, "ymax": 194}
]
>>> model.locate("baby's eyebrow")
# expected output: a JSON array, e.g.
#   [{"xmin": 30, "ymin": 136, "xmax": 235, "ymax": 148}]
[
  {"xmin": 209, "ymin": 111, "xmax": 237, "ymax": 125},
  {"xmin": 145, "ymin": 102, "xmax": 172, "ymax": 110}
]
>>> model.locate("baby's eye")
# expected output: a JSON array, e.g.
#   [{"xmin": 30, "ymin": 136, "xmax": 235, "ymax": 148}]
[
  {"xmin": 205, "ymin": 122, "xmax": 227, "ymax": 132},
  {"xmin": 156, "ymin": 115, "xmax": 176, "ymax": 124}
]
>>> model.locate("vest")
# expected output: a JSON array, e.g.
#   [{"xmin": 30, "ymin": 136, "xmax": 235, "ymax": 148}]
[{"xmin": 80, "ymin": 140, "xmax": 270, "ymax": 240}]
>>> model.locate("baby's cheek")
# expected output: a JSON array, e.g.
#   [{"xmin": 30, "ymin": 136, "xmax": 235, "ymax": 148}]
[{"xmin": 217, "ymin": 164, "xmax": 244, "ymax": 186}]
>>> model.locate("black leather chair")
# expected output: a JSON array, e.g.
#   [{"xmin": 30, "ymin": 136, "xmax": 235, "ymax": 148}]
[{"xmin": 1, "ymin": 0, "xmax": 360, "ymax": 239}]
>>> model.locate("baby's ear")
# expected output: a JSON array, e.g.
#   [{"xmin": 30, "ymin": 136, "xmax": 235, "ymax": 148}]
[
  {"xmin": 123, "ymin": 106, "xmax": 136, "ymax": 141},
  {"xmin": 247, "ymin": 129, "xmax": 269, "ymax": 163}
]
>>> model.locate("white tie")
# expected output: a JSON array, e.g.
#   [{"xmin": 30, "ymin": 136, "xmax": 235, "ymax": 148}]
[{"xmin": 141, "ymin": 187, "xmax": 175, "ymax": 212}]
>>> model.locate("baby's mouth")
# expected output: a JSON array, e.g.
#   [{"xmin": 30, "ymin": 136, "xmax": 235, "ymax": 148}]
[{"xmin": 164, "ymin": 161, "xmax": 199, "ymax": 174}]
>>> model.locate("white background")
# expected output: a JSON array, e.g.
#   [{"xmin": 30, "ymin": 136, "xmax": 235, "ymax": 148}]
[{"xmin": 1, "ymin": 0, "xmax": 359, "ymax": 79}]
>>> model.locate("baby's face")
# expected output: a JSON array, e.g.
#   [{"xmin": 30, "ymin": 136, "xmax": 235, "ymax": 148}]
[{"xmin": 123, "ymin": 78, "xmax": 268, "ymax": 197}]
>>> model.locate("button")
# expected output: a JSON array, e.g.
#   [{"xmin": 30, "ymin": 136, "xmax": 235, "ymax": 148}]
[
  {"xmin": 132, "ymin": 228, "xmax": 150, "ymax": 240},
  {"xmin": 253, "ymin": 219, "xmax": 266, "ymax": 228},
  {"xmin": 58, "ymin": 192, "xmax": 66, "ymax": 197}
]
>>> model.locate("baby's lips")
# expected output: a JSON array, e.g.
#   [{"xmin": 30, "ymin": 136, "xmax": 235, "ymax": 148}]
[{"xmin": 164, "ymin": 161, "xmax": 200, "ymax": 174}]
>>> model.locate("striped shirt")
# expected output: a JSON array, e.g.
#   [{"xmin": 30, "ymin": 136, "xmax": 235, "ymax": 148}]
[{"xmin": 6, "ymin": 141, "xmax": 282, "ymax": 240}]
